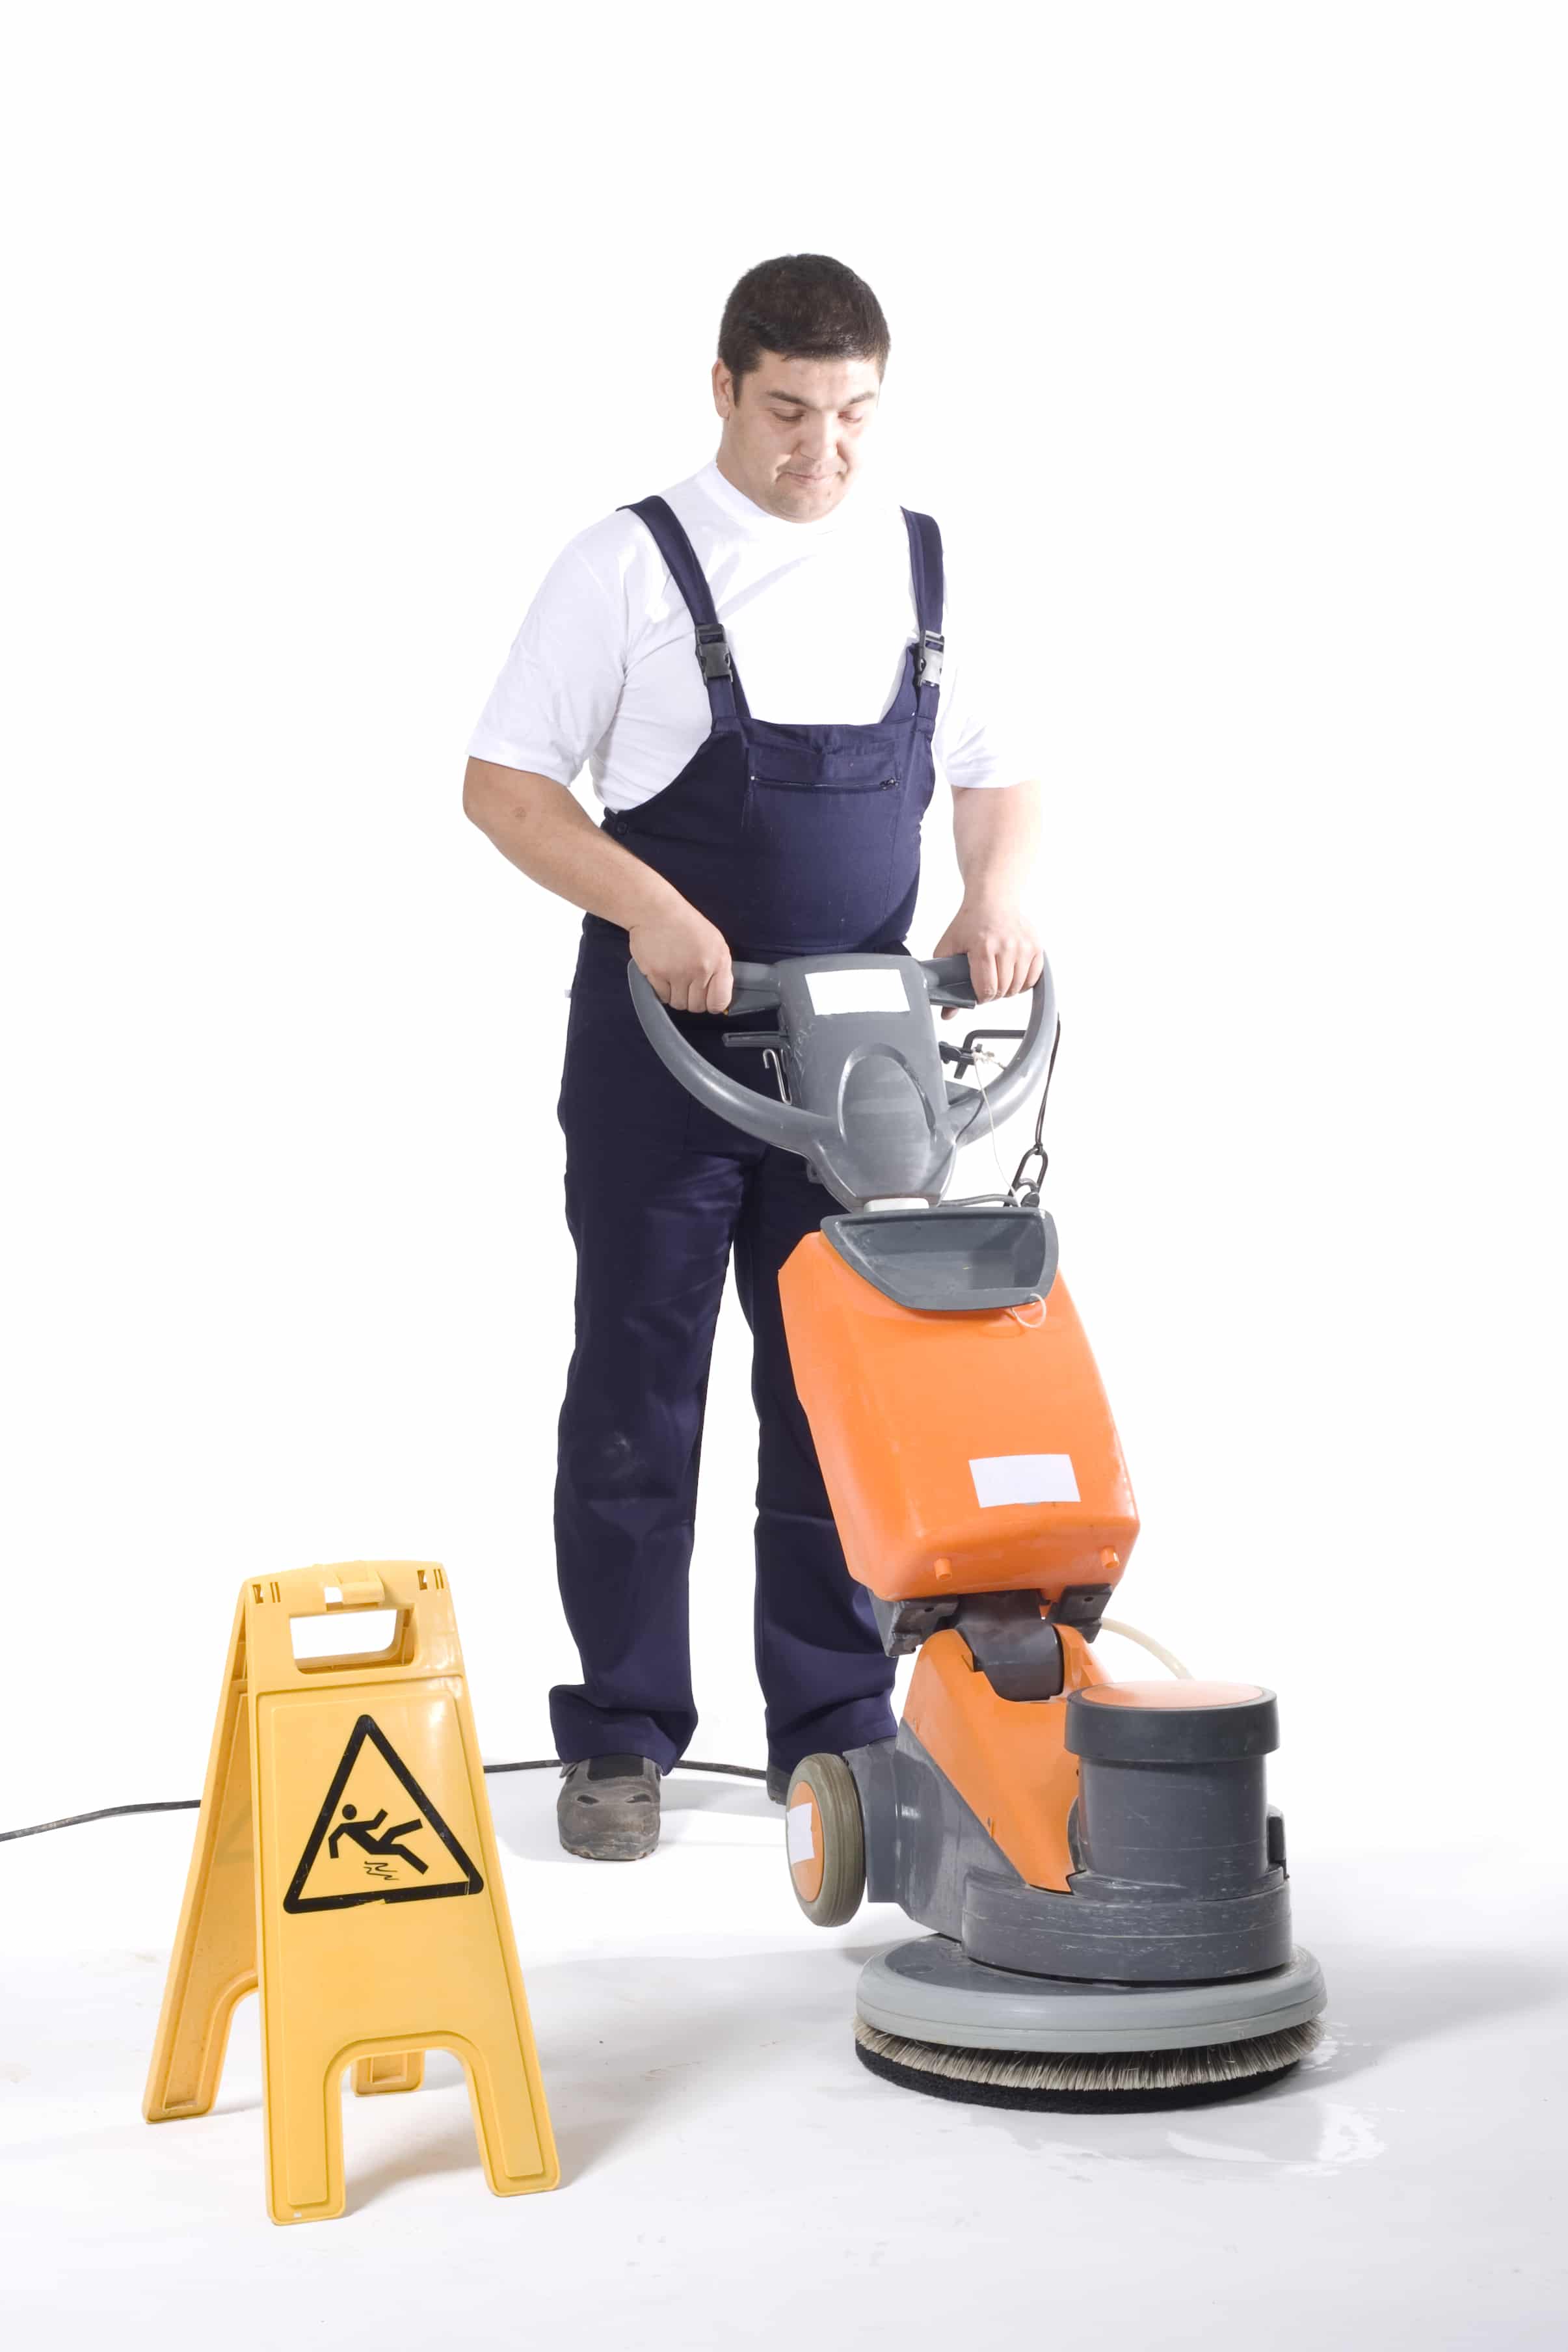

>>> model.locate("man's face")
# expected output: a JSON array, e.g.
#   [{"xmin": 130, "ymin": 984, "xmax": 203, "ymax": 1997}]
[{"xmin": 712, "ymin": 351, "xmax": 881, "ymax": 521}]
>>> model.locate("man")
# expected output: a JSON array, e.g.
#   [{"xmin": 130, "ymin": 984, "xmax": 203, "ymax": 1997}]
[{"xmin": 464, "ymin": 253, "xmax": 1043, "ymax": 1861}]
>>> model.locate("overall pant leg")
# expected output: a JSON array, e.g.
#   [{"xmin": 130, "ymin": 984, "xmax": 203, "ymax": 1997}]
[
  {"xmin": 550, "ymin": 974, "xmax": 749, "ymax": 1771},
  {"xmin": 731, "ymin": 1145, "xmax": 898, "ymax": 1777}
]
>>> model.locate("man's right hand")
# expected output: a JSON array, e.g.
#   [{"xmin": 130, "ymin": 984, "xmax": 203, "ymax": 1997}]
[
  {"xmin": 628, "ymin": 906, "xmax": 734, "ymax": 1015},
  {"xmin": 458, "ymin": 760, "xmax": 736, "ymax": 1012}
]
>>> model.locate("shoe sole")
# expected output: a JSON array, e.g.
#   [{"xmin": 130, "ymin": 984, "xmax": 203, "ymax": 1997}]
[{"xmin": 558, "ymin": 1830, "xmax": 659, "ymax": 1862}]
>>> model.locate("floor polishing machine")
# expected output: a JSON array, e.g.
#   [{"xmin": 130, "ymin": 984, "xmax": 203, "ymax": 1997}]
[{"xmin": 629, "ymin": 946, "xmax": 1327, "ymax": 2111}]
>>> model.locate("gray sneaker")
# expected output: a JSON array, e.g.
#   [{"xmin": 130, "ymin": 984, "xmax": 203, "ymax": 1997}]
[
  {"xmin": 766, "ymin": 1765, "xmax": 790, "ymax": 1805},
  {"xmin": 556, "ymin": 1753, "xmax": 661, "ymax": 1861}
]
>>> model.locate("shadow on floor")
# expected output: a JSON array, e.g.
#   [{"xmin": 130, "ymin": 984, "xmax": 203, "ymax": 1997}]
[
  {"xmin": 341, "ymin": 1934, "xmax": 1568, "ymax": 2208},
  {"xmin": 14, "ymin": 1914, "xmax": 1562, "ymax": 2210},
  {"xmin": 346, "ymin": 1945, "xmax": 850, "ymax": 2209},
  {"xmin": 1289, "ymin": 1943, "xmax": 1567, "ymax": 2084}
]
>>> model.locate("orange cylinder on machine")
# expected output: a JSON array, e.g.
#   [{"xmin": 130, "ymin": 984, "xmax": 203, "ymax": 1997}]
[{"xmin": 778, "ymin": 1233, "xmax": 1139, "ymax": 1603}]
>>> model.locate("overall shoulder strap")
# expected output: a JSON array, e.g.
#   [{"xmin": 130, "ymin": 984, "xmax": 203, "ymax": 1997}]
[
  {"xmin": 901, "ymin": 509, "xmax": 945, "ymax": 703},
  {"xmin": 620, "ymin": 496, "xmax": 744, "ymax": 727}
]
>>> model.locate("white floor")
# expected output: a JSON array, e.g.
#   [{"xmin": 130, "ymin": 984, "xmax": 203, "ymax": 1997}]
[{"xmin": 1, "ymin": 1772, "xmax": 1563, "ymax": 2351}]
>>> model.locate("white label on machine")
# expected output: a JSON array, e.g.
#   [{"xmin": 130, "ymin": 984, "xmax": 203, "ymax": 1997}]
[
  {"xmin": 805, "ymin": 969, "xmax": 909, "ymax": 1017},
  {"xmin": 786, "ymin": 1802, "xmax": 817, "ymax": 1864},
  {"xmin": 969, "ymin": 1453, "xmax": 1080, "ymax": 1507}
]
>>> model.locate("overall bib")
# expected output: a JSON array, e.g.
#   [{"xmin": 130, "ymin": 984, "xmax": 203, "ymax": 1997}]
[{"xmin": 551, "ymin": 491, "xmax": 946, "ymax": 1776}]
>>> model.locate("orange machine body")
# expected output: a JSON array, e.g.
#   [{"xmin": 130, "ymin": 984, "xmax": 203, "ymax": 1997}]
[
  {"xmin": 905, "ymin": 1624, "xmax": 1106, "ymax": 1891},
  {"xmin": 777, "ymin": 1233, "xmax": 1139, "ymax": 1604}
]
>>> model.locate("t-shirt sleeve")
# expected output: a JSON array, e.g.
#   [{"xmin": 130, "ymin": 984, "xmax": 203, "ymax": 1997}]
[
  {"xmin": 466, "ymin": 541, "xmax": 626, "ymax": 788},
  {"xmin": 930, "ymin": 560, "xmax": 1033, "ymax": 792}
]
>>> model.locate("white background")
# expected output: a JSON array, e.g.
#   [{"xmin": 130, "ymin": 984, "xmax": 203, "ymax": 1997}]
[
  {"xmin": 4, "ymin": 0, "xmax": 1561, "ymax": 1838},
  {"xmin": 1, "ymin": 8, "xmax": 1565, "ymax": 2339},
  {"xmin": 4, "ymin": 0, "xmax": 1564, "ymax": 1829}
]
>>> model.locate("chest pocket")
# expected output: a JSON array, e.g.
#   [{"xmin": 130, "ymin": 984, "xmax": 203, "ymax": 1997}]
[{"xmin": 743, "ymin": 720, "xmax": 900, "ymax": 797}]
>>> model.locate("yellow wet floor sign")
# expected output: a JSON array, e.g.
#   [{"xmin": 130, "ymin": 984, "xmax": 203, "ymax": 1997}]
[{"xmin": 143, "ymin": 1561, "xmax": 559, "ymax": 2222}]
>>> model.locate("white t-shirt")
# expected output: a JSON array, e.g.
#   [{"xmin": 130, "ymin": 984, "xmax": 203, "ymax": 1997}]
[{"xmin": 467, "ymin": 459, "xmax": 1024, "ymax": 812}]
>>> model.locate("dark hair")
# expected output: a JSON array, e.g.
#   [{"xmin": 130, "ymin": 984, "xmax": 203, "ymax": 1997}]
[{"xmin": 717, "ymin": 254, "xmax": 890, "ymax": 399}]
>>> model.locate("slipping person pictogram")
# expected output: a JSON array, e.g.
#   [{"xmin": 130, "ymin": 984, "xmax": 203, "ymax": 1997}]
[
  {"xmin": 284, "ymin": 1713, "xmax": 483, "ymax": 1912},
  {"xmin": 328, "ymin": 1804, "xmax": 429, "ymax": 1874}
]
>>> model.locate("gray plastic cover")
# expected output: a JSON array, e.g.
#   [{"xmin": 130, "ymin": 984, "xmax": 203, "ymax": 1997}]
[
  {"xmin": 821, "ymin": 1205, "xmax": 1059, "ymax": 1309},
  {"xmin": 855, "ymin": 1937, "xmax": 1327, "ymax": 2054}
]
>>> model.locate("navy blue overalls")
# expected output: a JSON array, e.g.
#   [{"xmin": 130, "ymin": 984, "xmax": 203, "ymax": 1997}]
[{"xmin": 551, "ymin": 491, "xmax": 946, "ymax": 1778}]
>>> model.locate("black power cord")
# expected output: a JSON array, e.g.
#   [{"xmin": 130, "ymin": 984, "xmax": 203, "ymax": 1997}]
[{"xmin": 0, "ymin": 1759, "xmax": 767, "ymax": 1846}]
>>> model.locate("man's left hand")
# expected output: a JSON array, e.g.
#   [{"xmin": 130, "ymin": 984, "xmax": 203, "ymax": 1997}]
[{"xmin": 930, "ymin": 903, "xmax": 1044, "ymax": 1019}]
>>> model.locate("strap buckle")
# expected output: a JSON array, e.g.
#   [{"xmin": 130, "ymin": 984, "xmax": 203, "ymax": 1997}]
[
  {"xmin": 695, "ymin": 622, "xmax": 733, "ymax": 683},
  {"xmin": 915, "ymin": 630, "xmax": 944, "ymax": 688}
]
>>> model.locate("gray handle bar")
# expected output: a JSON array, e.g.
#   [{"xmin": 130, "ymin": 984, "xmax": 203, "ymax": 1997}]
[
  {"xmin": 724, "ymin": 954, "xmax": 982, "ymax": 1017},
  {"xmin": 624, "ymin": 950, "xmax": 1057, "ymax": 1173}
]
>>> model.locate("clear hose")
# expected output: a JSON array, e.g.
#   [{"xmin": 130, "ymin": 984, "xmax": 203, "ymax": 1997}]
[{"xmin": 1098, "ymin": 1618, "xmax": 1194, "ymax": 1679}]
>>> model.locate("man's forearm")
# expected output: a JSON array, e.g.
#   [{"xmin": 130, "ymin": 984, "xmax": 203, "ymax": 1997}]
[
  {"xmin": 462, "ymin": 757, "xmax": 687, "ymax": 931},
  {"xmin": 950, "ymin": 779, "xmax": 1041, "ymax": 906},
  {"xmin": 929, "ymin": 780, "xmax": 1044, "ymax": 1006},
  {"xmin": 464, "ymin": 757, "xmax": 741, "ymax": 1011}
]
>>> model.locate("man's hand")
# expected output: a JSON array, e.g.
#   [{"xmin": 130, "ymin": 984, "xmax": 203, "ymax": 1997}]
[
  {"xmin": 931, "ymin": 901, "xmax": 1044, "ymax": 1020},
  {"xmin": 629, "ymin": 905, "xmax": 735, "ymax": 1015}
]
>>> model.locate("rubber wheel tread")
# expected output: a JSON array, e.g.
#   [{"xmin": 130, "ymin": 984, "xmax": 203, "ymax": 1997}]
[{"xmin": 788, "ymin": 1754, "xmax": 865, "ymax": 1927}]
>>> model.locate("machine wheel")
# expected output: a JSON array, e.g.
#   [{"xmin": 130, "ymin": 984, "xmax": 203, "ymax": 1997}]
[{"xmin": 786, "ymin": 1753, "xmax": 865, "ymax": 1927}]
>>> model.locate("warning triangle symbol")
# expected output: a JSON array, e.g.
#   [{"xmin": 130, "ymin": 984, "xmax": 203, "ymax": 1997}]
[{"xmin": 283, "ymin": 1714, "xmax": 484, "ymax": 1914}]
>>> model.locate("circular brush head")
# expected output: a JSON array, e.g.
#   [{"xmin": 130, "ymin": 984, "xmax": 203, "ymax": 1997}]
[{"xmin": 853, "ymin": 2016, "xmax": 1322, "ymax": 2113}]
